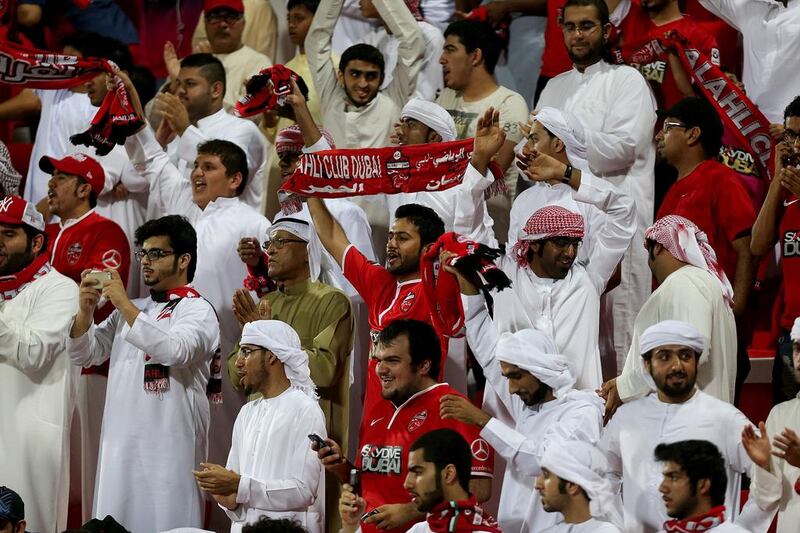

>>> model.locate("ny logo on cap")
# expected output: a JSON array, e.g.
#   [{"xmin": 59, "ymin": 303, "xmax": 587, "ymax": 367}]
[{"xmin": 0, "ymin": 197, "xmax": 14, "ymax": 213}]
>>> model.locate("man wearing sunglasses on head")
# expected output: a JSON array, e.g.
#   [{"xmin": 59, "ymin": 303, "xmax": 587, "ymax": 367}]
[{"xmin": 67, "ymin": 215, "xmax": 221, "ymax": 533}]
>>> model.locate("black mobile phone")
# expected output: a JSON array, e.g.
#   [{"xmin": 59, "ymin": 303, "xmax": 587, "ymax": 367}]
[
  {"xmin": 349, "ymin": 468, "xmax": 361, "ymax": 496},
  {"xmin": 308, "ymin": 433, "xmax": 329, "ymax": 449}
]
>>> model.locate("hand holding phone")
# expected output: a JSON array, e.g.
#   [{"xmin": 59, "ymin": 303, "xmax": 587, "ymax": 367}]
[{"xmin": 308, "ymin": 433, "xmax": 329, "ymax": 450}]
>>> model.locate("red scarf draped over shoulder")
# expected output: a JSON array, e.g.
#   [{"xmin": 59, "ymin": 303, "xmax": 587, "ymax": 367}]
[{"xmin": 426, "ymin": 496, "xmax": 502, "ymax": 533}]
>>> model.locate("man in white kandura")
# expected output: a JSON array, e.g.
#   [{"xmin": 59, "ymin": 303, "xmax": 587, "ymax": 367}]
[
  {"xmin": 195, "ymin": 319, "xmax": 326, "ymax": 533},
  {"xmin": 536, "ymin": 440, "xmax": 623, "ymax": 532},
  {"xmin": 599, "ymin": 320, "xmax": 771, "ymax": 533},
  {"xmin": 68, "ymin": 215, "xmax": 220, "ymax": 533},
  {"xmin": 0, "ymin": 196, "xmax": 78, "ymax": 533}
]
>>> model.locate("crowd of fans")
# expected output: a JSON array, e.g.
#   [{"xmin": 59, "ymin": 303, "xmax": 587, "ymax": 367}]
[{"xmin": 0, "ymin": 0, "xmax": 799, "ymax": 532}]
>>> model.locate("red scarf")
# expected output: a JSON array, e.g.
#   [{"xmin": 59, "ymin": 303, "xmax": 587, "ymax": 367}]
[
  {"xmin": 145, "ymin": 286, "xmax": 218, "ymax": 398},
  {"xmin": 426, "ymin": 496, "xmax": 502, "ymax": 533},
  {"xmin": 0, "ymin": 42, "xmax": 141, "ymax": 155},
  {"xmin": 235, "ymin": 64, "xmax": 304, "ymax": 118},
  {"xmin": 70, "ymin": 75, "xmax": 144, "ymax": 156},
  {"xmin": 663, "ymin": 505, "xmax": 727, "ymax": 533},
  {"xmin": 421, "ymin": 232, "xmax": 511, "ymax": 336},
  {"xmin": 0, "ymin": 253, "xmax": 51, "ymax": 301},
  {"xmin": 279, "ymin": 139, "xmax": 474, "ymax": 211},
  {"xmin": 611, "ymin": 31, "xmax": 774, "ymax": 179}
]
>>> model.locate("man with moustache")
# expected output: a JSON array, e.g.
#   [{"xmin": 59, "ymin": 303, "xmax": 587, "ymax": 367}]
[
  {"xmin": 68, "ymin": 215, "xmax": 220, "ymax": 533},
  {"xmin": 537, "ymin": 0, "xmax": 658, "ymax": 374},
  {"xmin": 655, "ymin": 440, "xmax": 750, "ymax": 533},
  {"xmin": 313, "ymin": 320, "xmax": 493, "ymax": 533},
  {"xmin": 599, "ymin": 320, "xmax": 762, "ymax": 533},
  {"xmin": 0, "ymin": 196, "xmax": 78, "ymax": 533},
  {"xmin": 338, "ymin": 429, "xmax": 501, "ymax": 533}
]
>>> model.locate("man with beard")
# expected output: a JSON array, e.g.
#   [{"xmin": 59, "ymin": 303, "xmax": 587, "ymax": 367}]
[
  {"xmin": 604, "ymin": 215, "xmax": 738, "ymax": 408},
  {"xmin": 455, "ymin": 107, "xmax": 635, "ymax": 390},
  {"xmin": 535, "ymin": 440, "xmax": 623, "ymax": 532},
  {"xmin": 196, "ymin": 320, "xmax": 326, "ymax": 533},
  {"xmin": 339, "ymin": 429, "xmax": 501, "ymax": 533},
  {"xmin": 432, "ymin": 283, "xmax": 604, "ymax": 533},
  {"xmin": 537, "ymin": 0, "xmax": 657, "ymax": 376},
  {"xmin": 152, "ymin": 53, "xmax": 267, "ymax": 211},
  {"xmin": 655, "ymin": 440, "xmax": 750, "ymax": 533},
  {"xmin": 68, "ymin": 215, "xmax": 220, "ymax": 533},
  {"xmin": 306, "ymin": 0, "xmax": 424, "ymax": 149},
  {"xmin": 0, "ymin": 196, "xmax": 78, "ymax": 533},
  {"xmin": 313, "ymin": 320, "xmax": 493, "ymax": 533},
  {"xmin": 40, "ymin": 150, "xmax": 131, "ymax": 522},
  {"xmin": 599, "ymin": 320, "xmax": 761, "ymax": 533}
]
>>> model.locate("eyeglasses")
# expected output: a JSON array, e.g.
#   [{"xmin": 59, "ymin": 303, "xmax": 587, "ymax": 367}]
[
  {"xmin": 661, "ymin": 121, "xmax": 689, "ymax": 134},
  {"xmin": 238, "ymin": 346, "xmax": 266, "ymax": 359},
  {"xmin": 550, "ymin": 237, "xmax": 582, "ymax": 249},
  {"xmin": 262, "ymin": 237, "xmax": 307, "ymax": 250},
  {"xmin": 135, "ymin": 248, "xmax": 175, "ymax": 262},
  {"xmin": 562, "ymin": 21, "xmax": 600, "ymax": 35},
  {"xmin": 207, "ymin": 11, "xmax": 244, "ymax": 25}
]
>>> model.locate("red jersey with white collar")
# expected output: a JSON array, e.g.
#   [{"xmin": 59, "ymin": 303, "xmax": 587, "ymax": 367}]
[
  {"xmin": 357, "ymin": 383, "xmax": 494, "ymax": 533},
  {"xmin": 47, "ymin": 209, "xmax": 131, "ymax": 323},
  {"xmin": 342, "ymin": 245, "xmax": 453, "ymax": 413},
  {"xmin": 779, "ymin": 199, "xmax": 800, "ymax": 329}
]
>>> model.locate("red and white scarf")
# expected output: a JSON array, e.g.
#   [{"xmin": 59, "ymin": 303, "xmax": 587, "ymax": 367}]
[
  {"xmin": 426, "ymin": 496, "xmax": 502, "ymax": 533},
  {"xmin": 0, "ymin": 253, "xmax": 51, "ymax": 301},
  {"xmin": 663, "ymin": 505, "xmax": 726, "ymax": 533},
  {"xmin": 612, "ymin": 30, "xmax": 774, "ymax": 180},
  {"xmin": 421, "ymin": 232, "xmax": 511, "ymax": 336},
  {"xmin": 279, "ymin": 139, "xmax": 474, "ymax": 210},
  {"xmin": 0, "ymin": 42, "xmax": 142, "ymax": 155},
  {"xmin": 146, "ymin": 286, "xmax": 222, "ymax": 403}
]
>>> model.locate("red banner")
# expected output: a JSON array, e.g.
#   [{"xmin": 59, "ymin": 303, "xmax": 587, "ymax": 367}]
[
  {"xmin": 0, "ymin": 40, "xmax": 109, "ymax": 88},
  {"xmin": 613, "ymin": 31, "xmax": 774, "ymax": 179},
  {"xmin": 279, "ymin": 138, "xmax": 475, "ymax": 203}
]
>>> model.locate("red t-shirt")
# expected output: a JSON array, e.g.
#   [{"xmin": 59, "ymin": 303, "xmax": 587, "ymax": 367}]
[
  {"xmin": 779, "ymin": 200, "xmax": 800, "ymax": 328},
  {"xmin": 356, "ymin": 383, "xmax": 494, "ymax": 533},
  {"xmin": 342, "ymin": 245, "xmax": 449, "ymax": 413},
  {"xmin": 47, "ymin": 210, "xmax": 131, "ymax": 323},
  {"xmin": 657, "ymin": 160, "xmax": 755, "ymax": 281},
  {"xmin": 540, "ymin": 0, "xmax": 572, "ymax": 78},
  {"xmin": 618, "ymin": 11, "xmax": 720, "ymax": 109}
]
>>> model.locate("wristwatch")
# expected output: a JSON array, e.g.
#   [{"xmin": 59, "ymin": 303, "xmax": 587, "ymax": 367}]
[{"xmin": 561, "ymin": 164, "xmax": 573, "ymax": 184}]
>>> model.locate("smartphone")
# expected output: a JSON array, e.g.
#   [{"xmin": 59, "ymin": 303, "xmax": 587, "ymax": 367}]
[
  {"xmin": 349, "ymin": 468, "xmax": 361, "ymax": 496},
  {"xmin": 85, "ymin": 270, "xmax": 112, "ymax": 289},
  {"xmin": 308, "ymin": 433, "xmax": 329, "ymax": 450},
  {"xmin": 361, "ymin": 508, "xmax": 380, "ymax": 521}
]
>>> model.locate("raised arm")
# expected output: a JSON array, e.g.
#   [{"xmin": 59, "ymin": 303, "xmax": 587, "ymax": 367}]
[
  {"xmin": 305, "ymin": 0, "xmax": 344, "ymax": 110},
  {"xmin": 376, "ymin": 0, "xmax": 425, "ymax": 105},
  {"xmin": 306, "ymin": 198, "xmax": 352, "ymax": 268}
]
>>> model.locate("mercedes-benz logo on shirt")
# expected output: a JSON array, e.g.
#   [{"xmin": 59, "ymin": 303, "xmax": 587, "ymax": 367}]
[{"xmin": 471, "ymin": 438, "xmax": 490, "ymax": 462}]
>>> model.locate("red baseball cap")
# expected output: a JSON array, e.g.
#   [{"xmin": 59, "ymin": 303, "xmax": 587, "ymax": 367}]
[
  {"xmin": 0, "ymin": 195, "xmax": 45, "ymax": 231},
  {"xmin": 39, "ymin": 153, "xmax": 105, "ymax": 196},
  {"xmin": 204, "ymin": 0, "xmax": 244, "ymax": 13}
]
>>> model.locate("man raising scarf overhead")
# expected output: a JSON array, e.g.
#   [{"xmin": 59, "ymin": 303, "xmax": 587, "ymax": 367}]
[
  {"xmin": 67, "ymin": 215, "xmax": 220, "ymax": 533},
  {"xmin": 197, "ymin": 319, "xmax": 326, "ymax": 533},
  {"xmin": 0, "ymin": 41, "xmax": 143, "ymax": 155},
  {"xmin": 604, "ymin": 215, "xmax": 738, "ymax": 413}
]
